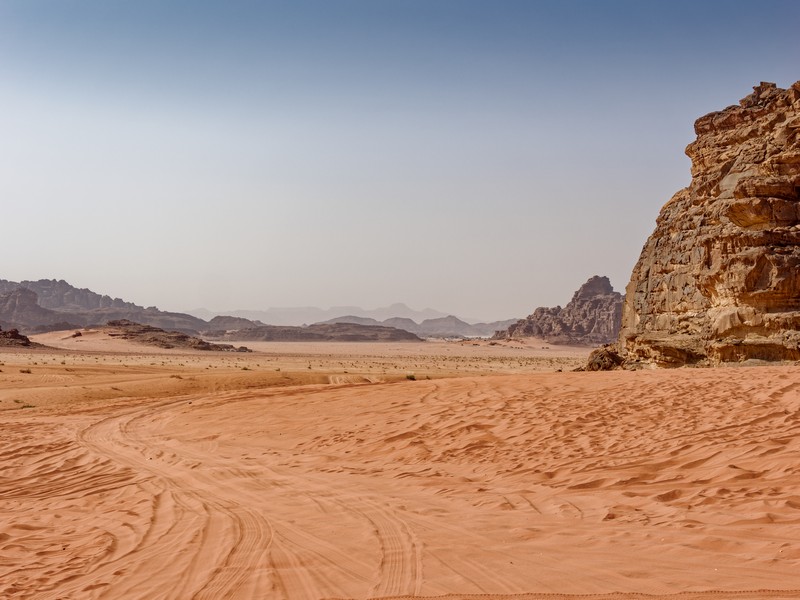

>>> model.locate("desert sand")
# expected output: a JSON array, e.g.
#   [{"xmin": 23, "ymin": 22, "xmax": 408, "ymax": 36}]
[{"xmin": 1, "ymin": 338, "xmax": 800, "ymax": 599}]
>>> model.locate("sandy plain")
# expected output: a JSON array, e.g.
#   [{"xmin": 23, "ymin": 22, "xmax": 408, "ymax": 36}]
[{"xmin": 1, "ymin": 333, "xmax": 800, "ymax": 599}]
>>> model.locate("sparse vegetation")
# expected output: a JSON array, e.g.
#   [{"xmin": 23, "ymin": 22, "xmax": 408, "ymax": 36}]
[
  {"xmin": 406, "ymin": 374, "xmax": 416, "ymax": 381},
  {"xmin": 19, "ymin": 368, "xmax": 32, "ymax": 374}
]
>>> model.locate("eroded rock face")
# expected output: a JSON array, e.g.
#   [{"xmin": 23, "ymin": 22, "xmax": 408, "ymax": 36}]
[
  {"xmin": 620, "ymin": 81, "xmax": 800, "ymax": 366},
  {"xmin": 499, "ymin": 276, "xmax": 623, "ymax": 345}
]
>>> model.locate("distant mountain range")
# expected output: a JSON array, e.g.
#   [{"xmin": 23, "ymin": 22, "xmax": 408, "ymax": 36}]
[
  {"xmin": 185, "ymin": 303, "xmax": 462, "ymax": 327},
  {"xmin": 0, "ymin": 279, "xmax": 517, "ymax": 340},
  {"xmin": 207, "ymin": 322, "xmax": 423, "ymax": 343},
  {"xmin": 318, "ymin": 315, "xmax": 518, "ymax": 338}
]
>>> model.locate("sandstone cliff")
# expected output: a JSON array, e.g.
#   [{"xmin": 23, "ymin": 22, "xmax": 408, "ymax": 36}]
[
  {"xmin": 498, "ymin": 276, "xmax": 623, "ymax": 345},
  {"xmin": 0, "ymin": 288, "xmax": 77, "ymax": 331},
  {"xmin": 620, "ymin": 81, "xmax": 800, "ymax": 366}
]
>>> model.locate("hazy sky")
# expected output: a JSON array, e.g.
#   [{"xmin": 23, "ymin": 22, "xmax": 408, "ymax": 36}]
[{"xmin": 2, "ymin": 1, "xmax": 799, "ymax": 320}]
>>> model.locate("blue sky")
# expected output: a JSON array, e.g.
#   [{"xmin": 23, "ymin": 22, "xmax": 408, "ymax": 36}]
[{"xmin": 1, "ymin": 1, "xmax": 798, "ymax": 320}]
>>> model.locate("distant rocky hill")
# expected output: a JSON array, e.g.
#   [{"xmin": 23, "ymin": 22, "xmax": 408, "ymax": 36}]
[
  {"xmin": 204, "ymin": 315, "xmax": 265, "ymax": 332},
  {"xmin": 496, "ymin": 276, "xmax": 623, "ymax": 345},
  {"xmin": 620, "ymin": 81, "xmax": 800, "ymax": 365},
  {"xmin": 0, "ymin": 280, "xmax": 205, "ymax": 334},
  {"xmin": 319, "ymin": 315, "xmax": 517, "ymax": 338},
  {"xmin": 197, "ymin": 303, "xmax": 451, "ymax": 327},
  {"xmin": 208, "ymin": 322, "xmax": 422, "ymax": 342}
]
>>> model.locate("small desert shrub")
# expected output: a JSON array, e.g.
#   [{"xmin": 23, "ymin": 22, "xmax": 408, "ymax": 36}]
[
  {"xmin": 406, "ymin": 374, "xmax": 416, "ymax": 381},
  {"xmin": 19, "ymin": 368, "xmax": 32, "ymax": 374}
]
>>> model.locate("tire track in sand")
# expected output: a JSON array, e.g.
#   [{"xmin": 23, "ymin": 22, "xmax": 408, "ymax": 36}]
[
  {"xmin": 74, "ymin": 389, "xmax": 424, "ymax": 599},
  {"xmin": 76, "ymin": 395, "xmax": 276, "ymax": 599}
]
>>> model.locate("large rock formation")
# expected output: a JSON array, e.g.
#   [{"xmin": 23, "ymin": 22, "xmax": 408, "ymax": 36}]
[
  {"xmin": 620, "ymin": 81, "xmax": 800, "ymax": 366},
  {"xmin": 0, "ymin": 288, "xmax": 77, "ymax": 331},
  {"xmin": 498, "ymin": 276, "xmax": 623, "ymax": 345},
  {"xmin": 0, "ymin": 282, "xmax": 206, "ymax": 334},
  {"xmin": 0, "ymin": 279, "xmax": 138, "ymax": 312}
]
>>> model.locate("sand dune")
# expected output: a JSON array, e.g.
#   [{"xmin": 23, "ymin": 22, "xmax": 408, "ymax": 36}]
[{"xmin": 1, "ymin": 345, "xmax": 799, "ymax": 598}]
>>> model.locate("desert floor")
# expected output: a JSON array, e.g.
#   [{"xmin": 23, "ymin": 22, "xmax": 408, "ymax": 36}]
[{"xmin": 2, "ymin": 336, "xmax": 800, "ymax": 599}]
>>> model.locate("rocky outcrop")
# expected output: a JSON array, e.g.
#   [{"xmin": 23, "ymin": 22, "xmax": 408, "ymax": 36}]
[
  {"xmin": 105, "ymin": 320, "xmax": 251, "ymax": 352},
  {"xmin": 620, "ymin": 82, "xmax": 800, "ymax": 366},
  {"xmin": 0, "ymin": 326, "xmax": 40, "ymax": 348},
  {"xmin": 498, "ymin": 276, "xmax": 623, "ymax": 345}
]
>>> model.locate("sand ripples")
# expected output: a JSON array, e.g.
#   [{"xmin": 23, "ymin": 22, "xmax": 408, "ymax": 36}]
[{"xmin": 2, "ymin": 367, "xmax": 800, "ymax": 598}]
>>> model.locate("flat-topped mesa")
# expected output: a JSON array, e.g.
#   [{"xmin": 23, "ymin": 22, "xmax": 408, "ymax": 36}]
[{"xmin": 620, "ymin": 81, "xmax": 800, "ymax": 366}]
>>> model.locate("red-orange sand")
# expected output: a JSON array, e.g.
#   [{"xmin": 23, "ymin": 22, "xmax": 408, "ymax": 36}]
[{"xmin": 1, "ymin": 340, "xmax": 799, "ymax": 599}]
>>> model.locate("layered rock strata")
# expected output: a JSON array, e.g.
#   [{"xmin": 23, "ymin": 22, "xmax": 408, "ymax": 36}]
[
  {"xmin": 498, "ymin": 276, "xmax": 623, "ymax": 345},
  {"xmin": 620, "ymin": 81, "xmax": 800, "ymax": 365}
]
